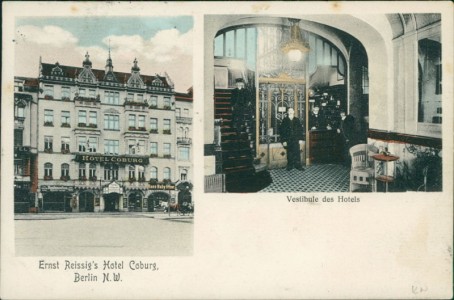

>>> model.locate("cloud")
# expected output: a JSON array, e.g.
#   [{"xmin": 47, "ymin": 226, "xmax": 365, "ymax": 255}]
[
  {"xmin": 15, "ymin": 25, "xmax": 78, "ymax": 47},
  {"xmin": 146, "ymin": 28, "xmax": 193, "ymax": 62}
]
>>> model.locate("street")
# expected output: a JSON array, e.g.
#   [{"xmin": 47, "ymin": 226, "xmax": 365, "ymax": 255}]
[{"xmin": 15, "ymin": 213, "xmax": 193, "ymax": 256}]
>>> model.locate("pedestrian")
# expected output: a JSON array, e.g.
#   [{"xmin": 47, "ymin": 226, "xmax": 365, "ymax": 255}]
[
  {"xmin": 309, "ymin": 106, "xmax": 328, "ymax": 130},
  {"xmin": 337, "ymin": 110, "xmax": 356, "ymax": 166},
  {"xmin": 230, "ymin": 78, "xmax": 251, "ymax": 139},
  {"xmin": 280, "ymin": 108, "xmax": 304, "ymax": 171}
]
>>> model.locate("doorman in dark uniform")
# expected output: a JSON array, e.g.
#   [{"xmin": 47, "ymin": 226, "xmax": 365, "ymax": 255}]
[
  {"xmin": 337, "ymin": 110, "xmax": 356, "ymax": 166},
  {"xmin": 280, "ymin": 108, "xmax": 304, "ymax": 171}
]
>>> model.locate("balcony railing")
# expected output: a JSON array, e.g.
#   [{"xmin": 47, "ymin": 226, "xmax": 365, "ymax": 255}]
[{"xmin": 177, "ymin": 137, "xmax": 192, "ymax": 144}]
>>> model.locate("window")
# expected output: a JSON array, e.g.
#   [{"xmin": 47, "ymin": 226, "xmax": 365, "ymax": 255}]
[
  {"xmin": 44, "ymin": 163, "xmax": 53, "ymax": 178},
  {"xmin": 176, "ymin": 108, "xmax": 181, "ymax": 117},
  {"xmin": 163, "ymin": 167, "xmax": 171, "ymax": 180},
  {"xmin": 44, "ymin": 136, "xmax": 53, "ymax": 151},
  {"xmin": 104, "ymin": 164, "xmax": 118, "ymax": 180},
  {"xmin": 179, "ymin": 147, "xmax": 190, "ymax": 161},
  {"xmin": 105, "ymin": 91, "xmax": 120, "ymax": 105},
  {"xmin": 44, "ymin": 109, "xmax": 53, "ymax": 125},
  {"xmin": 164, "ymin": 97, "xmax": 171, "ymax": 108},
  {"xmin": 61, "ymin": 111, "xmax": 70, "ymax": 126},
  {"xmin": 138, "ymin": 166, "xmax": 145, "ymax": 180},
  {"xmin": 15, "ymin": 106, "xmax": 25, "ymax": 118},
  {"xmin": 180, "ymin": 169, "xmax": 188, "ymax": 181},
  {"xmin": 44, "ymin": 85, "xmax": 54, "ymax": 98},
  {"xmin": 88, "ymin": 137, "xmax": 97, "ymax": 153},
  {"xmin": 79, "ymin": 163, "xmax": 86, "ymax": 178},
  {"xmin": 183, "ymin": 108, "xmax": 189, "ymax": 116},
  {"xmin": 89, "ymin": 89, "xmax": 96, "ymax": 98},
  {"xmin": 78, "ymin": 136, "xmax": 87, "ymax": 152},
  {"xmin": 89, "ymin": 163, "xmax": 96, "ymax": 178},
  {"xmin": 150, "ymin": 142, "xmax": 158, "ymax": 156},
  {"xmin": 362, "ymin": 66, "xmax": 369, "ymax": 95},
  {"xmin": 137, "ymin": 94, "xmax": 143, "ymax": 102},
  {"xmin": 150, "ymin": 96, "xmax": 157, "ymax": 107},
  {"xmin": 61, "ymin": 137, "xmax": 70, "ymax": 152},
  {"xmin": 104, "ymin": 114, "xmax": 119, "ymax": 130},
  {"xmin": 104, "ymin": 140, "xmax": 119, "ymax": 155},
  {"xmin": 127, "ymin": 139, "xmax": 145, "ymax": 155},
  {"xmin": 163, "ymin": 119, "xmax": 171, "ymax": 134},
  {"xmin": 89, "ymin": 111, "xmax": 97, "ymax": 126},
  {"xmin": 128, "ymin": 115, "xmax": 136, "ymax": 128},
  {"xmin": 14, "ymin": 130, "xmax": 23, "ymax": 146},
  {"xmin": 61, "ymin": 163, "xmax": 70, "ymax": 177},
  {"xmin": 138, "ymin": 115, "xmax": 145, "ymax": 129},
  {"xmin": 79, "ymin": 88, "xmax": 86, "ymax": 96},
  {"xmin": 61, "ymin": 86, "xmax": 70, "ymax": 99},
  {"xmin": 78, "ymin": 110, "xmax": 87, "ymax": 125},
  {"xmin": 150, "ymin": 167, "xmax": 158, "ymax": 180},
  {"xmin": 128, "ymin": 165, "xmax": 135, "ymax": 179},
  {"xmin": 150, "ymin": 118, "xmax": 158, "ymax": 132},
  {"xmin": 163, "ymin": 143, "xmax": 171, "ymax": 157},
  {"xmin": 127, "ymin": 93, "xmax": 134, "ymax": 101}
]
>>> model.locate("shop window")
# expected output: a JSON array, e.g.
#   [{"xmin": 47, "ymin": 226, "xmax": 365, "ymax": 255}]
[
  {"xmin": 44, "ymin": 136, "xmax": 53, "ymax": 152},
  {"xmin": 61, "ymin": 111, "xmax": 70, "ymax": 127},
  {"xmin": 104, "ymin": 114, "xmax": 119, "ymax": 130},
  {"xmin": 44, "ymin": 163, "xmax": 53, "ymax": 178},
  {"xmin": 44, "ymin": 109, "xmax": 54, "ymax": 126}
]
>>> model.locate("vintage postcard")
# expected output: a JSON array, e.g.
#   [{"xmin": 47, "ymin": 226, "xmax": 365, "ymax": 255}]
[{"xmin": 2, "ymin": 1, "xmax": 453, "ymax": 299}]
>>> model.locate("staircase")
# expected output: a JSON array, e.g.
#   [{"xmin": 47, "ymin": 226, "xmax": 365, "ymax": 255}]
[{"xmin": 214, "ymin": 89, "xmax": 271, "ymax": 192}]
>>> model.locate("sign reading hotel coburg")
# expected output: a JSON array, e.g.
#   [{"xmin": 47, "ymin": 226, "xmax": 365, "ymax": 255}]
[{"xmin": 75, "ymin": 154, "xmax": 149, "ymax": 165}]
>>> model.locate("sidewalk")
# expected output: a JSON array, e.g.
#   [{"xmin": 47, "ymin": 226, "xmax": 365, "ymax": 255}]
[{"xmin": 14, "ymin": 211, "xmax": 193, "ymax": 220}]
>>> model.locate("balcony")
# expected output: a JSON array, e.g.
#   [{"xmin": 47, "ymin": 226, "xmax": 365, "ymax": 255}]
[
  {"xmin": 176, "ymin": 116, "xmax": 192, "ymax": 124},
  {"xmin": 74, "ymin": 95, "xmax": 101, "ymax": 108},
  {"xmin": 177, "ymin": 137, "xmax": 192, "ymax": 145},
  {"xmin": 124, "ymin": 100, "xmax": 148, "ymax": 111}
]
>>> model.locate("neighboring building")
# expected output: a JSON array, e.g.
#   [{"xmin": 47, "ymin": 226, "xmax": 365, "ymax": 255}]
[
  {"xmin": 15, "ymin": 52, "xmax": 193, "ymax": 213},
  {"xmin": 14, "ymin": 77, "xmax": 39, "ymax": 212}
]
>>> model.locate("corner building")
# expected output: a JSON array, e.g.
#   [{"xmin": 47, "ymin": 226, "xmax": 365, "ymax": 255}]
[{"xmin": 35, "ymin": 53, "xmax": 192, "ymax": 212}]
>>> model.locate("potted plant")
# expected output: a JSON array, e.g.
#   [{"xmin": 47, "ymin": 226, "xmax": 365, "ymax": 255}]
[
  {"xmin": 88, "ymin": 123, "xmax": 97, "ymax": 128},
  {"xmin": 61, "ymin": 123, "xmax": 70, "ymax": 128},
  {"xmin": 44, "ymin": 121, "xmax": 53, "ymax": 126},
  {"xmin": 79, "ymin": 176, "xmax": 87, "ymax": 181},
  {"xmin": 60, "ymin": 175, "xmax": 70, "ymax": 181},
  {"xmin": 44, "ymin": 175, "xmax": 53, "ymax": 180},
  {"xmin": 163, "ymin": 129, "xmax": 171, "ymax": 135},
  {"xmin": 44, "ymin": 148, "xmax": 53, "ymax": 153},
  {"xmin": 78, "ymin": 122, "xmax": 87, "ymax": 128},
  {"xmin": 149, "ymin": 129, "xmax": 158, "ymax": 134},
  {"xmin": 149, "ymin": 178, "xmax": 158, "ymax": 185},
  {"xmin": 128, "ymin": 176, "xmax": 136, "ymax": 183},
  {"xmin": 89, "ymin": 175, "xmax": 97, "ymax": 182}
]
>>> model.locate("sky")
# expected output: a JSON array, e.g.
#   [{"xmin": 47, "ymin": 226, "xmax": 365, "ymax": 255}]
[{"xmin": 14, "ymin": 16, "xmax": 193, "ymax": 92}]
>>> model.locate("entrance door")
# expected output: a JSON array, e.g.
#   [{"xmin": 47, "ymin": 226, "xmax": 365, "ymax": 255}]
[
  {"xmin": 128, "ymin": 192, "xmax": 142, "ymax": 212},
  {"xmin": 79, "ymin": 191, "xmax": 94, "ymax": 212},
  {"xmin": 104, "ymin": 193, "xmax": 119, "ymax": 212}
]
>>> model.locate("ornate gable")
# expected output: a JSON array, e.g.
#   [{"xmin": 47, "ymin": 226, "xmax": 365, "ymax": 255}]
[
  {"xmin": 78, "ymin": 52, "xmax": 97, "ymax": 84},
  {"xmin": 51, "ymin": 62, "xmax": 64, "ymax": 77},
  {"xmin": 151, "ymin": 77, "xmax": 164, "ymax": 87},
  {"xmin": 127, "ymin": 58, "xmax": 144, "ymax": 89}
]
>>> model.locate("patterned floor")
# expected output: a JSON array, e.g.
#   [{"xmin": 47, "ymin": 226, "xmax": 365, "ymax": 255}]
[{"xmin": 259, "ymin": 164, "xmax": 350, "ymax": 193}]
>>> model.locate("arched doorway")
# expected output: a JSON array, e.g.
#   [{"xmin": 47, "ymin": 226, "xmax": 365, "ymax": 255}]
[
  {"xmin": 104, "ymin": 193, "xmax": 120, "ymax": 212},
  {"xmin": 128, "ymin": 191, "xmax": 143, "ymax": 212},
  {"xmin": 148, "ymin": 192, "xmax": 170, "ymax": 212},
  {"xmin": 79, "ymin": 191, "xmax": 95, "ymax": 212}
]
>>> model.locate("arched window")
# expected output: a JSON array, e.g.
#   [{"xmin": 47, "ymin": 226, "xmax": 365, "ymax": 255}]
[
  {"xmin": 61, "ymin": 163, "xmax": 69, "ymax": 177},
  {"xmin": 163, "ymin": 167, "xmax": 171, "ymax": 180},
  {"xmin": 128, "ymin": 165, "xmax": 135, "ymax": 179},
  {"xmin": 44, "ymin": 163, "xmax": 53, "ymax": 178},
  {"xmin": 89, "ymin": 163, "xmax": 96, "ymax": 179},
  {"xmin": 138, "ymin": 165, "xmax": 145, "ymax": 180},
  {"xmin": 78, "ymin": 163, "xmax": 86, "ymax": 178},
  {"xmin": 150, "ymin": 167, "xmax": 158, "ymax": 180},
  {"xmin": 181, "ymin": 169, "xmax": 188, "ymax": 181}
]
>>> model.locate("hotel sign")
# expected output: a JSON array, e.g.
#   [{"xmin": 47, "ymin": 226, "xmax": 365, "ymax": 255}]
[
  {"xmin": 149, "ymin": 184, "xmax": 176, "ymax": 191},
  {"xmin": 103, "ymin": 181, "xmax": 122, "ymax": 194},
  {"xmin": 75, "ymin": 154, "xmax": 149, "ymax": 165},
  {"xmin": 41, "ymin": 185, "xmax": 74, "ymax": 192}
]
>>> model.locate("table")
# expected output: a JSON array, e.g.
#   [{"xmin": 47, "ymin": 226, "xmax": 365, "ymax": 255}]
[{"xmin": 372, "ymin": 154, "xmax": 399, "ymax": 192}]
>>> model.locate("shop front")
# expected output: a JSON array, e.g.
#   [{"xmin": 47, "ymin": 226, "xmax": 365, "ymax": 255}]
[{"xmin": 40, "ymin": 185, "xmax": 74, "ymax": 212}]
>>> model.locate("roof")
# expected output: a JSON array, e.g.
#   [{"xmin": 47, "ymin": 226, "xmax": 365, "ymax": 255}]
[
  {"xmin": 175, "ymin": 87, "xmax": 193, "ymax": 102},
  {"xmin": 41, "ymin": 62, "xmax": 171, "ymax": 88}
]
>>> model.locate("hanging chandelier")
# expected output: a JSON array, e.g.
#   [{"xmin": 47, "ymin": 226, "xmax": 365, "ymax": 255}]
[{"xmin": 281, "ymin": 18, "xmax": 309, "ymax": 62}]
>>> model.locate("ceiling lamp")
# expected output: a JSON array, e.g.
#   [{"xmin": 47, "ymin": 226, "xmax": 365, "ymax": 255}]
[{"xmin": 281, "ymin": 18, "xmax": 309, "ymax": 62}]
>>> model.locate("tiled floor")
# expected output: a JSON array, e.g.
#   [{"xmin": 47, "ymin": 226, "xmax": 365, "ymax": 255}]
[{"xmin": 259, "ymin": 163, "xmax": 350, "ymax": 193}]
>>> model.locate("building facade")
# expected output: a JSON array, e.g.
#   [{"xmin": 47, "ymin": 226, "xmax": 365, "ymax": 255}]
[{"xmin": 15, "ymin": 52, "xmax": 193, "ymax": 213}]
